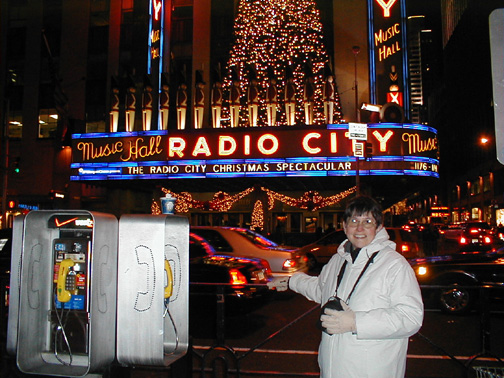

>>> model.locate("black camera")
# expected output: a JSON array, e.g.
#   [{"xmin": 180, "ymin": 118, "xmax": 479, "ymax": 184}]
[{"xmin": 317, "ymin": 297, "xmax": 343, "ymax": 334}]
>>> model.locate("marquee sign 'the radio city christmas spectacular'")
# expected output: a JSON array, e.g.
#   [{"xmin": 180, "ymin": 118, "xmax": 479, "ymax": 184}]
[{"xmin": 70, "ymin": 124, "xmax": 439, "ymax": 180}]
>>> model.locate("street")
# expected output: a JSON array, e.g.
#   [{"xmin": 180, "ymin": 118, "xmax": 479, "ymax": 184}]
[
  {"xmin": 2, "ymin": 282, "xmax": 503, "ymax": 378},
  {"xmin": 184, "ymin": 289, "xmax": 504, "ymax": 378}
]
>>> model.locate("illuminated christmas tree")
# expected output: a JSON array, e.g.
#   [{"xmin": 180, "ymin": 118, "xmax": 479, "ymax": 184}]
[{"xmin": 223, "ymin": 0, "xmax": 342, "ymax": 127}]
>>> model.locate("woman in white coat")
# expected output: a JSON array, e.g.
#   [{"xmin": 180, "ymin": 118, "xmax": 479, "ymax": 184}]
[{"xmin": 269, "ymin": 196, "xmax": 423, "ymax": 378}]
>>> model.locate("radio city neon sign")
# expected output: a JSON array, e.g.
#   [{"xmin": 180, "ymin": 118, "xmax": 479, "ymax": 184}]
[
  {"xmin": 374, "ymin": 23, "xmax": 401, "ymax": 62},
  {"xmin": 152, "ymin": 0, "xmax": 162, "ymax": 20},
  {"xmin": 376, "ymin": 0, "xmax": 398, "ymax": 17},
  {"xmin": 74, "ymin": 126, "xmax": 438, "ymax": 163},
  {"xmin": 150, "ymin": 0, "xmax": 162, "ymax": 61}
]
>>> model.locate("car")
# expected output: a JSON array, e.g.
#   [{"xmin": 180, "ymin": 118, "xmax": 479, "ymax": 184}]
[
  {"xmin": 386, "ymin": 227, "xmax": 423, "ymax": 259},
  {"xmin": 409, "ymin": 249, "xmax": 504, "ymax": 314},
  {"xmin": 0, "ymin": 229, "xmax": 12, "ymax": 324},
  {"xmin": 438, "ymin": 224, "xmax": 464, "ymax": 241},
  {"xmin": 296, "ymin": 230, "xmax": 347, "ymax": 269},
  {"xmin": 190, "ymin": 226, "xmax": 309, "ymax": 277},
  {"xmin": 458, "ymin": 221, "xmax": 494, "ymax": 251},
  {"xmin": 189, "ymin": 233, "xmax": 272, "ymax": 312}
]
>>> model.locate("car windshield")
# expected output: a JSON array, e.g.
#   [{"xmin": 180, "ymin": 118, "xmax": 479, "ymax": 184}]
[{"xmin": 233, "ymin": 229, "xmax": 279, "ymax": 248}]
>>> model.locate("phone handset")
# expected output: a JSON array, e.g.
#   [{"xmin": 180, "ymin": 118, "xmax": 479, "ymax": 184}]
[
  {"xmin": 57, "ymin": 258, "xmax": 75, "ymax": 303},
  {"xmin": 164, "ymin": 260, "xmax": 173, "ymax": 299}
]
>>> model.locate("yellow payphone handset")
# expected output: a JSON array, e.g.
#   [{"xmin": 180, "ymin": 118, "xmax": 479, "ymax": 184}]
[
  {"xmin": 164, "ymin": 259, "xmax": 173, "ymax": 299},
  {"xmin": 57, "ymin": 258, "xmax": 76, "ymax": 303}
]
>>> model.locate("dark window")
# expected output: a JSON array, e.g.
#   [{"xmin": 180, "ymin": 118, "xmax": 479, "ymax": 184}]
[
  {"xmin": 190, "ymin": 229, "xmax": 233, "ymax": 253},
  {"xmin": 189, "ymin": 237, "xmax": 208, "ymax": 258},
  {"xmin": 318, "ymin": 230, "xmax": 346, "ymax": 245}
]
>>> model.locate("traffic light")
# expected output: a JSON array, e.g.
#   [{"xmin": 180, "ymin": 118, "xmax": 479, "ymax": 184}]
[
  {"xmin": 365, "ymin": 142, "xmax": 373, "ymax": 159},
  {"xmin": 13, "ymin": 157, "xmax": 20, "ymax": 173}
]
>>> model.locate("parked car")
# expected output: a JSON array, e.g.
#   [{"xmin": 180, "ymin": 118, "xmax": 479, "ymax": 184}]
[
  {"xmin": 296, "ymin": 230, "xmax": 347, "ymax": 268},
  {"xmin": 190, "ymin": 227, "xmax": 309, "ymax": 277},
  {"xmin": 409, "ymin": 249, "xmax": 504, "ymax": 314},
  {"xmin": 386, "ymin": 227, "xmax": 423, "ymax": 258},
  {"xmin": 189, "ymin": 233, "xmax": 272, "ymax": 312}
]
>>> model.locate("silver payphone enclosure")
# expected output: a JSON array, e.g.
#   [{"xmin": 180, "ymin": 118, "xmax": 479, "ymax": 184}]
[{"xmin": 12, "ymin": 210, "xmax": 118, "ymax": 377}]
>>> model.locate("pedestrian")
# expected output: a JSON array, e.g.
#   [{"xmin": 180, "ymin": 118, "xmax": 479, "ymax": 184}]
[
  {"xmin": 324, "ymin": 222, "xmax": 335, "ymax": 234},
  {"xmin": 268, "ymin": 196, "xmax": 423, "ymax": 378},
  {"xmin": 422, "ymin": 224, "xmax": 438, "ymax": 256}
]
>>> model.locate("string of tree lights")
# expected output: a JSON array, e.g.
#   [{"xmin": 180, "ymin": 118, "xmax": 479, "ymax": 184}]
[
  {"xmin": 221, "ymin": 0, "xmax": 343, "ymax": 127},
  {"xmin": 153, "ymin": 186, "xmax": 357, "ymax": 230}
]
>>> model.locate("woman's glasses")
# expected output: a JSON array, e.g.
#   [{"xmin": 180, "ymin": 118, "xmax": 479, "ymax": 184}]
[{"xmin": 347, "ymin": 218, "xmax": 376, "ymax": 229}]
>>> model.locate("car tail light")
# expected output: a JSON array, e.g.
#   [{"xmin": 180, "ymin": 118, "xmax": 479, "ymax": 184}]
[
  {"xmin": 469, "ymin": 228, "xmax": 479, "ymax": 234},
  {"xmin": 460, "ymin": 236, "xmax": 468, "ymax": 244},
  {"xmin": 401, "ymin": 244, "xmax": 410, "ymax": 253},
  {"xmin": 260, "ymin": 259, "xmax": 272, "ymax": 275},
  {"xmin": 483, "ymin": 236, "xmax": 492, "ymax": 244},
  {"xmin": 283, "ymin": 258, "xmax": 297, "ymax": 270},
  {"xmin": 229, "ymin": 269, "xmax": 247, "ymax": 288}
]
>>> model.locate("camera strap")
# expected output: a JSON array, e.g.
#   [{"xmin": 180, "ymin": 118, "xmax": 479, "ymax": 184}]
[{"xmin": 335, "ymin": 250, "xmax": 379, "ymax": 303}]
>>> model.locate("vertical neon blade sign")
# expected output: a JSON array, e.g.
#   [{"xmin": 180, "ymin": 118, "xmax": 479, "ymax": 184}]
[
  {"xmin": 367, "ymin": 0, "xmax": 408, "ymax": 114},
  {"xmin": 148, "ymin": 0, "xmax": 163, "ymax": 76}
]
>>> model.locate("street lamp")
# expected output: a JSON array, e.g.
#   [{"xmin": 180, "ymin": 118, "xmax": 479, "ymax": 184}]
[{"xmin": 352, "ymin": 45, "xmax": 360, "ymax": 122}]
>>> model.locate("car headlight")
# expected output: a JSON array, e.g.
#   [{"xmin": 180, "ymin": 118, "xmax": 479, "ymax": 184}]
[{"xmin": 417, "ymin": 266, "xmax": 428, "ymax": 276}]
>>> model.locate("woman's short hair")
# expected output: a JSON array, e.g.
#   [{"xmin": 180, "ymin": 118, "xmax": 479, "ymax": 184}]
[{"xmin": 343, "ymin": 196, "xmax": 383, "ymax": 227}]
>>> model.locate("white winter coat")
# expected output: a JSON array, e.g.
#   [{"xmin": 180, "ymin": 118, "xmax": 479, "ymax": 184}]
[{"xmin": 289, "ymin": 227, "xmax": 423, "ymax": 378}]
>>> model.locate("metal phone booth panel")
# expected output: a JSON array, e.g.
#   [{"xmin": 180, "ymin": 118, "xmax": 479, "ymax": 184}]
[
  {"xmin": 14, "ymin": 210, "xmax": 118, "ymax": 377},
  {"xmin": 6, "ymin": 214, "xmax": 25, "ymax": 355},
  {"xmin": 116, "ymin": 214, "xmax": 189, "ymax": 367}
]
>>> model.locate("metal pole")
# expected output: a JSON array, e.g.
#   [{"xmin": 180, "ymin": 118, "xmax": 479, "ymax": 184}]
[
  {"xmin": 352, "ymin": 46, "xmax": 360, "ymax": 122},
  {"xmin": 352, "ymin": 46, "xmax": 361, "ymax": 194},
  {"xmin": 1, "ymin": 98, "xmax": 9, "ymax": 229},
  {"xmin": 356, "ymin": 155, "xmax": 360, "ymax": 195}
]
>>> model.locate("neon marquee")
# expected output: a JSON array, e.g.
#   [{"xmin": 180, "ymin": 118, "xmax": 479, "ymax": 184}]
[{"xmin": 71, "ymin": 124, "xmax": 439, "ymax": 181}]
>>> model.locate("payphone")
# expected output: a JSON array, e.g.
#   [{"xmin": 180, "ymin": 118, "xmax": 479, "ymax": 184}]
[
  {"xmin": 8, "ymin": 210, "xmax": 117, "ymax": 377},
  {"xmin": 116, "ymin": 214, "xmax": 189, "ymax": 367}
]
